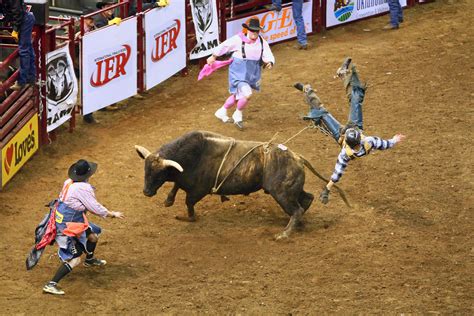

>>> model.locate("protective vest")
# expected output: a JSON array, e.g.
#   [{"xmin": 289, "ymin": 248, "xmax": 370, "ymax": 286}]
[
  {"xmin": 55, "ymin": 179, "xmax": 89, "ymax": 237},
  {"xmin": 340, "ymin": 134, "xmax": 373, "ymax": 160}
]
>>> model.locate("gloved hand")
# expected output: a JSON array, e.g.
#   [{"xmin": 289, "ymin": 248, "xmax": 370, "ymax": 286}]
[
  {"xmin": 11, "ymin": 30, "xmax": 19, "ymax": 42},
  {"xmin": 108, "ymin": 17, "xmax": 122, "ymax": 26},
  {"xmin": 320, "ymin": 187, "xmax": 330, "ymax": 204},
  {"xmin": 156, "ymin": 0, "xmax": 170, "ymax": 7}
]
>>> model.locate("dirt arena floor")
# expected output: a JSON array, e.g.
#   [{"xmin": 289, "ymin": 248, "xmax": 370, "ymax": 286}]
[{"xmin": 1, "ymin": 1, "xmax": 473, "ymax": 314}]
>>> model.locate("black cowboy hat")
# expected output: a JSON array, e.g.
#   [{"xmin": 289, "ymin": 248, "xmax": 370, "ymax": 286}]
[
  {"xmin": 242, "ymin": 18, "xmax": 263, "ymax": 32},
  {"xmin": 96, "ymin": 1, "xmax": 116, "ymax": 9},
  {"xmin": 68, "ymin": 159, "xmax": 98, "ymax": 182},
  {"xmin": 83, "ymin": 7, "xmax": 96, "ymax": 15}
]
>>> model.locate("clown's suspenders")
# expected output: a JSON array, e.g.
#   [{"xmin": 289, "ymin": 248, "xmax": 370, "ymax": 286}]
[{"xmin": 241, "ymin": 35, "xmax": 264, "ymax": 65}]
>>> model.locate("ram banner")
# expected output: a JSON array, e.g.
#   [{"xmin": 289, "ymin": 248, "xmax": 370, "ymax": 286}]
[{"xmin": 46, "ymin": 45, "xmax": 78, "ymax": 132}]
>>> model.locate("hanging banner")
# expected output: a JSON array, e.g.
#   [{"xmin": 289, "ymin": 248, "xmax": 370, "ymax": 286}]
[
  {"xmin": 82, "ymin": 17, "xmax": 137, "ymax": 114},
  {"xmin": 1, "ymin": 114, "xmax": 39, "ymax": 188},
  {"xmin": 189, "ymin": 0, "xmax": 219, "ymax": 60},
  {"xmin": 226, "ymin": 1, "xmax": 313, "ymax": 44},
  {"xmin": 144, "ymin": 3, "xmax": 186, "ymax": 90},
  {"xmin": 326, "ymin": 0, "xmax": 407, "ymax": 27},
  {"xmin": 46, "ymin": 45, "xmax": 78, "ymax": 132}
]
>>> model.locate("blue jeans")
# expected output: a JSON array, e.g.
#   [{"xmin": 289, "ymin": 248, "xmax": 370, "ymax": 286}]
[
  {"xmin": 305, "ymin": 70, "xmax": 365, "ymax": 142},
  {"xmin": 18, "ymin": 12, "xmax": 36, "ymax": 85},
  {"xmin": 387, "ymin": 0, "xmax": 403, "ymax": 27},
  {"xmin": 292, "ymin": 0, "xmax": 307, "ymax": 46},
  {"xmin": 272, "ymin": 0, "xmax": 282, "ymax": 10}
]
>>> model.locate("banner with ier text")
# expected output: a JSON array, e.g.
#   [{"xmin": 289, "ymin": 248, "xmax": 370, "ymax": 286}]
[
  {"xmin": 1, "ymin": 114, "xmax": 39, "ymax": 188},
  {"xmin": 189, "ymin": 0, "xmax": 220, "ymax": 59},
  {"xmin": 46, "ymin": 44, "xmax": 78, "ymax": 132},
  {"xmin": 226, "ymin": 1, "xmax": 313, "ymax": 44},
  {"xmin": 326, "ymin": 0, "xmax": 407, "ymax": 27},
  {"xmin": 82, "ymin": 17, "xmax": 137, "ymax": 114},
  {"xmin": 144, "ymin": 3, "xmax": 186, "ymax": 90}
]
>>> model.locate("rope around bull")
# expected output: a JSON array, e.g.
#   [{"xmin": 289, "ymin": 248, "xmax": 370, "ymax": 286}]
[{"xmin": 211, "ymin": 125, "xmax": 351, "ymax": 208}]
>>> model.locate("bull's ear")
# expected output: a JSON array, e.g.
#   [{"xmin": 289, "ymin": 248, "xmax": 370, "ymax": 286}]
[{"xmin": 135, "ymin": 145, "xmax": 152, "ymax": 160}]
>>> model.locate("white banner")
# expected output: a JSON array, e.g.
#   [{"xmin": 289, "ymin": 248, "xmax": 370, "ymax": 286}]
[
  {"xmin": 144, "ymin": 4, "xmax": 186, "ymax": 90},
  {"xmin": 82, "ymin": 17, "xmax": 137, "ymax": 114},
  {"xmin": 46, "ymin": 45, "xmax": 78, "ymax": 132},
  {"xmin": 226, "ymin": 1, "xmax": 313, "ymax": 44},
  {"xmin": 189, "ymin": 0, "xmax": 220, "ymax": 60},
  {"xmin": 326, "ymin": 0, "xmax": 407, "ymax": 27}
]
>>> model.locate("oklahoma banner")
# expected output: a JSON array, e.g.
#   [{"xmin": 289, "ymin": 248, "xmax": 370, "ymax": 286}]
[{"xmin": 326, "ymin": 0, "xmax": 408, "ymax": 27}]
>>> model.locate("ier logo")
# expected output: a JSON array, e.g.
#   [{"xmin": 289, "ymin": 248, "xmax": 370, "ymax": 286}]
[
  {"xmin": 90, "ymin": 45, "xmax": 131, "ymax": 87},
  {"xmin": 151, "ymin": 19, "xmax": 181, "ymax": 62}
]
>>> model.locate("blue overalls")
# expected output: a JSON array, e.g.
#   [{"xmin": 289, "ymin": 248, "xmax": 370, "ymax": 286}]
[{"xmin": 228, "ymin": 36, "xmax": 264, "ymax": 96}]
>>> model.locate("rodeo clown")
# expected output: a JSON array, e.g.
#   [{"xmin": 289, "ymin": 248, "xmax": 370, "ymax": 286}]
[
  {"xmin": 295, "ymin": 58, "xmax": 406, "ymax": 204},
  {"xmin": 41, "ymin": 159, "xmax": 125, "ymax": 295},
  {"xmin": 208, "ymin": 17, "xmax": 275, "ymax": 130}
]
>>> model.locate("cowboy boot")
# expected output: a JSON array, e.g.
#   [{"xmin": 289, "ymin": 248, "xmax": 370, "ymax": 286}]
[
  {"xmin": 336, "ymin": 57, "xmax": 352, "ymax": 80},
  {"xmin": 295, "ymin": 83, "xmax": 342, "ymax": 141}
]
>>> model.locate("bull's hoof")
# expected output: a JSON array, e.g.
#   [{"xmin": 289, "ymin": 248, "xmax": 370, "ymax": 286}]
[
  {"xmin": 274, "ymin": 231, "xmax": 289, "ymax": 241},
  {"xmin": 175, "ymin": 215, "xmax": 196, "ymax": 222},
  {"xmin": 220, "ymin": 195, "xmax": 230, "ymax": 203},
  {"xmin": 164, "ymin": 199, "xmax": 174, "ymax": 207}
]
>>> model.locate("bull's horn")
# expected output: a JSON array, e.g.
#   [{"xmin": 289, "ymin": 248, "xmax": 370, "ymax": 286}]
[
  {"xmin": 163, "ymin": 159, "xmax": 184, "ymax": 172},
  {"xmin": 135, "ymin": 145, "xmax": 152, "ymax": 159}
]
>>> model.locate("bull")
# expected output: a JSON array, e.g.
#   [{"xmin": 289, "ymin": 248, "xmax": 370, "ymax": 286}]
[{"xmin": 135, "ymin": 131, "xmax": 346, "ymax": 239}]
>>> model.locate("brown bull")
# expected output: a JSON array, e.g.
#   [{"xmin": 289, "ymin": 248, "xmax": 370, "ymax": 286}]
[{"xmin": 136, "ymin": 131, "xmax": 337, "ymax": 239}]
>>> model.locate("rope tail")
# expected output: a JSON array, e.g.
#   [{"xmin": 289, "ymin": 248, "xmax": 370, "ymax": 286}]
[{"xmin": 299, "ymin": 155, "xmax": 352, "ymax": 208}]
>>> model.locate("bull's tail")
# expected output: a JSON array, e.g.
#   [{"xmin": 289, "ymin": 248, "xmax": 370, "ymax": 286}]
[{"xmin": 299, "ymin": 155, "xmax": 352, "ymax": 208}]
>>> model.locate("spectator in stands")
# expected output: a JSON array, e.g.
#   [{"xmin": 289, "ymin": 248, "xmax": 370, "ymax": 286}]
[
  {"xmin": 208, "ymin": 17, "xmax": 275, "ymax": 130},
  {"xmin": 384, "ymin": 0, "xmax": 403, "ymax": 30},
  {"xmin": 265, "ymin": 0, "xmax": 308, "ymax": 50},
  {"xmin": 128, "ymin": 0, "xmax": 156, "ymax": 16},
  {"xmin": 1, "ymin": 0, "xmax": 36, "ymax": 91},
  {"xmin": 94, "ymin": 0, "xmax": 116, "ymax": 28},
  {"xmin": 75, "ymin": 8, "xmax": 99, "ymax": 123}
]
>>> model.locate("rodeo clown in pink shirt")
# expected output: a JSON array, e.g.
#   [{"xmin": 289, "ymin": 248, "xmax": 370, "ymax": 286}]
[
  {"xmin": 208, "ymin": 17, "xmax": 275, "ymax": 130},
  {"xmin": 42, "ymin": 159, "xmax": 124, "ymax": 295}
]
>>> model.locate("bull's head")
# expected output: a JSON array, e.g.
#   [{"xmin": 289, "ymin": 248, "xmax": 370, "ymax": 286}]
[{"xmin": 135, "ymin": 145, "xmax": 184, "ymax": 197}]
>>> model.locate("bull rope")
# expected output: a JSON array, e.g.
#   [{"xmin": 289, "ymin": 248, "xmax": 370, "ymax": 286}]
[
  {"xmin": 211, "ymin": 125, "xmax": 310, "ymax": 194},
  {"xmin": 211, "ymin": 124, "xmax": 352, "ymax": 208}
]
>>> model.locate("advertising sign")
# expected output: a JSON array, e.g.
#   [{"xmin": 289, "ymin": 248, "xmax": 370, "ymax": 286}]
[
  {"xmin": 189, "ymin": 0, "xmax": 220, "ymax": 59},
  {"xmin": 326, "ymin": 0, "xmax": 407, "ymax": 27},
  {"xmin": 144, "ymin": 3, "xmax": 186, "ymax": 90},
  {"xmin": 46, "ymin": 45, "xmax": 78, "ymax": 132},
  {"xmin": 1, "ymin": 114, "xmax": 39, "ymax": 188},
  {"xmin": 82, "ymin": 17, "xmax": 138, "ymax": 114},
  {"xmin": 226, "ymin": 1, "xmax": 313, "ymax": 44}
]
